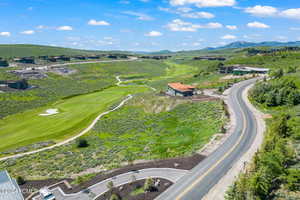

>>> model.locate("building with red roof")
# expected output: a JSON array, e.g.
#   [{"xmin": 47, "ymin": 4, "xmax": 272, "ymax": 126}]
[{"xmin": 167, "ymin": 82, "xmax": 196, "ymax": 96}]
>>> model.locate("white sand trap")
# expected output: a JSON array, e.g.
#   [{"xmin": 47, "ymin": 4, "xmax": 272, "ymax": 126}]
[{"xmin": 39, "ymin": 109, "xmax": 59, "ymax": 116}]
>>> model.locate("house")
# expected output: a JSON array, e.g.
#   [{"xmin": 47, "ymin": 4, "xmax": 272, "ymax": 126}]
[
  {"xmin": 107, "ymin": 55, "xmax": 118, "ymax": 59},
  {"xmin": 56, "ymin": 56, "xmax": 71, "ymax": 62},
  {"xmin": 0, "ymin": 80, "xmax": 29, "ymax": 90},
  {"xmin": 47, "ymin": 57, "xmax": 58, "ymax": 62},
  {"xmin": 167, "ymin": 82, "xmax": 196, "ymax": 97},
  {"xmin": 87, "ymin": 55, "xmax": 101, "ymax": 59},
  {"xmin": 0, "ymin": 59, "xmax": 9, "ymax": 67},
  {"xmin": 0, "ymin": 170, "xmax": 24, "ymax": 200},
  {"xmin": 193, "ymin": 56, "xmax": 226, "ymax": 61},
  {"xmin": 233, "ymin": 67, "xmax": 269, "ymax": 75},
  {"xmin": 74, "ymin": 56, "xmax": 86, "ymax": 60},
  {"xmin": 15, "ymin": 57, "xmax": 35, "ymax": 64},
  {"xmin": 220, "ymin": 64, "xmax": 269, "ymax": 75},
  {"xmin": 38, "ymin": 56, "xmax": 49, "ymax": 60}
]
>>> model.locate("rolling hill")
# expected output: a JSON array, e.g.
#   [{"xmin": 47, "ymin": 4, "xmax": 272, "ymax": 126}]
[{"xmin": 0, "ymin": 44, "xmax": 129, "ymax": 58}]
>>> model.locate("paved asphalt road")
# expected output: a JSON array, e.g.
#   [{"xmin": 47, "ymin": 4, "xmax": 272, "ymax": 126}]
[{"xmin": 156, "ymin": 78, "xmax": 258, "ymax": 200}]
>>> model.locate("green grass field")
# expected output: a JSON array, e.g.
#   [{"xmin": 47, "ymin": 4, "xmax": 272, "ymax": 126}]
[
  {"xmin": 0, "ymin": 86, "xmax": 148, "ymax": 153},
  {"xmin": 0, "ymin": 58, "xmax": 226, "ymax": 157},
  {"xmin": 0, "ymin": 95, "xmax": 225, "ymax": 179}
]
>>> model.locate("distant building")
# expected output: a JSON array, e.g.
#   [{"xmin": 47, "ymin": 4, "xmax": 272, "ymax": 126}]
[
  {"xmin": 56, "ymin": 56, "xmax": 71, "ymax": 62},
  {"xmin": 0, "ymin": 79, "xmax": 29, "ymax": 90},
  {"xmin": 38, "ymin": 56, "xmax": 49, "ymax": 60},
  {"xmin": 14, "ymin": 57, "xmax": 35, "ymax": 64},
  {"xmin": 87, "ymin": 55, "xmax": 101, "ymax": 59},
  {"xmin": 140, "ymin": 55, "xmax": 171, "ymax": 60},
  {"xmin": 219, "ymin": 64, "xmax": 269, "ymax": 75},
  {"xmin": 0, "ymin": 170, "xmax": 24, "ymax": 200},
  {"xmin": 0, "ymin": 59, "xmax": 9, "ymax": 67},
  {"xmin": 193, "ymin": 56, "xmax": 226, "ymax": 61},
  {"xmin": 233, "ymin": 67, "xmax": 269, "ymax": 75},
  {"xmin": 74, "ymin": 56, "xmax": 86, "ymax": 60},
  {"xmin": 107, "ymin": 55, "xmax": 118, "ymax": 59},
  {"xmin": 167, "ymin": 82, "xmax": 196, "ymax": 97}
]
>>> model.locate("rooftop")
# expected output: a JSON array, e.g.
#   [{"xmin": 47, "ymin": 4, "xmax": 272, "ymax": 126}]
[
  {"xmin": 0, "ymin": 170, "xmax": 24, "ymax": 200},
  {"xmin": 168, "ymin": 82, "xmax": 196, "ymax": 92}
]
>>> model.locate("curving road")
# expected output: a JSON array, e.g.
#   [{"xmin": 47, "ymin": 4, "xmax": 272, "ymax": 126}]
[{"xmin": 156, "ymin": 78, "xmax": 260, "ymax": 200}]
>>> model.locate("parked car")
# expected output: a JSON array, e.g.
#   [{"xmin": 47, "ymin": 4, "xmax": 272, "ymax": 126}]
[{"xmin": 39, "ymin": 188, "xmax": 56, "ymax": 200}]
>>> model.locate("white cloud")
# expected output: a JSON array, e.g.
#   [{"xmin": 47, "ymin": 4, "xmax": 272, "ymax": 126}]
[
  {"xmin": 169, "ymin": 0, "xmax": 236, "ymax": 8},
  {"xmin": 123, "ymin": 11, "xmax": 154, "ymax": 20},
  {"xmin": 192, "ymin": 42, "xmax": 201, "ymax": 46},
  {"xmin": 280, "ymin": 8, "xmax": 300, "ymax": 19},
  {"xmin": 57, "ymin": 26, "xmax": 73, "ymax": 31},
  {"xmin": 20, "ymin": 30, "xmax": 35, "ymax": 35},
  {"xmin": 226, "ymin": 25, "xmax": 237, "ymax": 30},
  {"xmin": 181, "ymin": 11, "xmax": 215, "ymax": 19},
  {"xmin": 167, "ymin": 19, "xmax": 201, "ymax": 32},
  {"xmin": 204, "ymin": 22, "xmax": 223, "ymax": 28},
  {"xmin": 247, "ymin": 21, "xmax": 270, "ymax": 29},
  {"xmin": 88, "ymin": 19, "xmax": 110, "ymax": 26},
  {"xmin": 36, "ymin": 25, "xmax": 46, "ymax": 29},
  {"xmin": 245, "ymin": 5, "xmax": 278, "ymax": 17},
  {"xmin": 166, "ymin": 19, "xmax": 222, "ymax": 32},
  {"xmin": 0, "ymin": 32, "xmax": 10, "ymax": 37},
  {"xmin": 244, "ymin": 6, "xmax": 300, "ymax": 20},
  {"xmin": 145, "ymin": 31, "xmax": 163, "ymax": 37},
  {"xmin": 177, "ymin": 7, "xmax": 193, "ymax": 13},
  {"xmin": 221, "ymin": 34, "xmax": 237, "ymax": 39},
  {"xmin": 158, "ymin": 7, "xmax": 172, "ymax": 12}
]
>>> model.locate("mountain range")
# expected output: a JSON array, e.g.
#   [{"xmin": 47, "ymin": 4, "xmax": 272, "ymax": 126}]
[{"xmin": 205, "ymin": 41, "xmax": 300, "ymax": 51}]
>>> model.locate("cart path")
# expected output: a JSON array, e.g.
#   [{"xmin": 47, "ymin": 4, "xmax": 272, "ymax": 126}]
[{"xmin": 0, "ymin": 94, "xmax": 133, "ymax": 162}]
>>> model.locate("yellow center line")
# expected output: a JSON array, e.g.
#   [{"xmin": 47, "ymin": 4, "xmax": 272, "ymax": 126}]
[{"xmin": 175, "ymin": 85, "xmax": 249, "ymax": 200}]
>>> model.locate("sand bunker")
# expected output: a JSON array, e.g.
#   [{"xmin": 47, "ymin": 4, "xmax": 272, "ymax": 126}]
[{"xmin": 39, "ymin": 109, "xmax": 59, "ymax": 116}]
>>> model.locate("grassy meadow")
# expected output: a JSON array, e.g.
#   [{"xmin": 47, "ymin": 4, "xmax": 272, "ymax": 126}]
[
  {"xmin": 0, "ymin": 95, "xmax": 226, "ymax": 179},
  {"xmin": 0, "ymin": 86, "xmax": 148, "ymax": 153}
]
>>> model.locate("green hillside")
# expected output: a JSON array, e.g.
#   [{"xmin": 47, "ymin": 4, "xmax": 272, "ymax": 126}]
[{"xmin": 0, "ymin": 44, "xmax": 128, "ymax": 58}]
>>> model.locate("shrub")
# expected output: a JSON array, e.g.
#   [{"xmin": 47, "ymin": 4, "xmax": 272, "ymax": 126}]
[
  {"xmin": 16, "ymin": 176, "xmax": 26, "ymax": 185},
  {"xmin": 76, "ymin": 138, "xmax": 89, "ymax": 148},
  {"xmin": 109, "ymin": 194, "xmax": 121, "ymax": 200},
  {"xmin": 144, "ymin": 178, "xmax": 156, "ymax": 192}
]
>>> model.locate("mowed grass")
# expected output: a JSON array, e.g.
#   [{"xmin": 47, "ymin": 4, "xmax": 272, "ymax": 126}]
[{"xmin": 0, "ymin": 86, "xmax": 148, "ymax": 153}]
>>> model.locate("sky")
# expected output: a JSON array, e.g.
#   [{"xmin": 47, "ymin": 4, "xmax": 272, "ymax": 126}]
[{"xmin": 1, "ymin": 0, "xmax": 300, "ymax": 51}]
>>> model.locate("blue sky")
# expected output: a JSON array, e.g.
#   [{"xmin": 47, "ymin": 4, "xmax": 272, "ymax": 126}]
[{"xmin": 1, "ymin": 0, "xmax": 300, "ymax": 51}]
